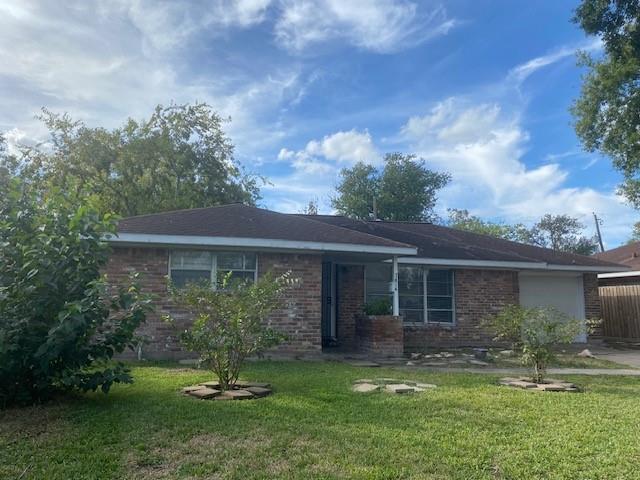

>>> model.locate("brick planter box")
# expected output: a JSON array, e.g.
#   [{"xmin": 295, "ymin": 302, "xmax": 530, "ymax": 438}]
[{"xmin": 355, "ymin": 314, "xmax": 404, "ymax": 356}]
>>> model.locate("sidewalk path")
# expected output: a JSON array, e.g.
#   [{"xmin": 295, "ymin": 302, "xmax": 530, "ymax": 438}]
[{"xmin": 404, "ymin": 366, "xmax": 640, "ymax": 376}]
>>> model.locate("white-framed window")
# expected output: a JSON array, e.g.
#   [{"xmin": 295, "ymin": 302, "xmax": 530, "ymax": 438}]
[
  {"xmin": 364, "ymin": 264, "xmax": 455, "ymax": 325},
  {"xmin": 169, "ymin": 250, "xmax": 257, "ymax": 288}
]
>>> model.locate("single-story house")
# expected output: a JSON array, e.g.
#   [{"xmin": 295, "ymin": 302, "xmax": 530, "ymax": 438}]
[{"xmin": 106, "ymin": 204, "xmax": 626, "ymax": 359}]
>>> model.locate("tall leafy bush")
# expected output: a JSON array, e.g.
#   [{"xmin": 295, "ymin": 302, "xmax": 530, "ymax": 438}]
[{"xmin": 0, "ymin": 184, "xmax": 150, "ymax": 406}]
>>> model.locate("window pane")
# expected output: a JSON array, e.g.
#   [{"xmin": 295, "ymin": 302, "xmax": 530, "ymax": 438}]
[
  {"xmin": 427, "ymin": 296, "xmax": 452, "ymax": 310},
  {"xmin": 427, "ymin": 269, "xmax": 452, "ymax": 283},
  {"xmin": 366, "ymin": 264, "xmax": 392, "ymax": 281},
  {"xmin": 399, "ymin": 280, "xmax": 422, "ymax": 295},
  {"xmin": 427, "ymin": 281, "xmax": 452, "ymax": 296},
  {"xmin": 365, "ymin": 264, "xmax": 392, "ymax": 298},
  {"xmin": 427, "ymin": 309, "xmax": 453, "ymax": 323},
  {"xmin": 171, "ymin": 251, "xmax": 212, "ymax": 270},
  {"xmin": 217, "ymin": 270, "xmax": 255, "ymax": 287},
  {"xmin": 243, "ymin": 254, "xmax": 257, "ymax": 270},
  {"xmin": 217, "ymin": 253, "xmax": 243, "ymax": 270},
  {"xmin": 170, "ymin": 270, "xmax": 211, "ymax": 288},
  {"xmin": 399, "ymin": 266, "xmax": 422, "ymax": 282},
  {"xmin": 402, "ymin": 309, "xmax": 424, "ymax": 323},
  {"xmin": 400, "ymin": 295, "xmax": 423, "ymax": 309},
  {"xmin": 366, "ymin": 293, "xmax": 391, "ymax": 305}
]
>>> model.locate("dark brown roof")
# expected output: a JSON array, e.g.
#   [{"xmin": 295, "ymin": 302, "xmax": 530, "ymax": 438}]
[
  {"xmin": 116, "ymin": 204, "xmax": 412, "ymax": 249},
  {"xmin": 594, "ymin": 242, "xmax": 640, "ymax": 269},
  {"xmin": 299, "ymin": 214, "xmax": 625, "ymax": 269}
]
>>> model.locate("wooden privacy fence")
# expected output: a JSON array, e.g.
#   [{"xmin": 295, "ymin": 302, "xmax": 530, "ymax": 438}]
[{"xmin": 599, "ymin": 285, "xmax": 640, "ymax": 340}]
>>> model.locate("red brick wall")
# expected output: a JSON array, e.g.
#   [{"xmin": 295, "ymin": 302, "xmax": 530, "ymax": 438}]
[
  {"xmin": 337, "ymin": 265, "xmax": 364, "ymax": 348},
  {"xmin": 105, "ymin": 247, "xmax": 322, "ymax": 359},
  {"xmin": 584, "ymin": 273, "xmax": 602, "ymax": 337},
  {"xmin": 258, "ymin": 253, "xmax": 322, "ymax": 354},
  {"xmin": 404, "ymin": 269, "xmax": 519, "ymax": 350},
  {"xmin": 104, "ymin": 247, "xmax": 187, "ymax": 360},
  {"xmin": 584, "ymin": 273, "xmax": 601, "ymax": 320},
  {"xmin": 355, "ymin": 314, "xmax": 403, "ymax": 356}
]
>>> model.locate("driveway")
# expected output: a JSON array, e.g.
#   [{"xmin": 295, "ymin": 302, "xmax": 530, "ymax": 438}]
[{"xmin": 589, "ymin": 346, "xmax": 640, "ymax": 368}]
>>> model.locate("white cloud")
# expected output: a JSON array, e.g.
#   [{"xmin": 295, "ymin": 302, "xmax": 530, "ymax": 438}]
[
  {"xmin": 266, "ymin": 129, "xmax": 381, "ymax": 212},
  {"xmin": 274, "ymin": 0, "xmax": 457, "ymax": 53},
  {"xmin": 400, "ymin": 97, "xmax": 636, "ymax": 244},
  {"xmin": 506, "ymin": 38, "xmax": 602, "ymax": 85},
  {"xmin": 0, "ymin": 0, "xmax": 310, "ymax": 159}
]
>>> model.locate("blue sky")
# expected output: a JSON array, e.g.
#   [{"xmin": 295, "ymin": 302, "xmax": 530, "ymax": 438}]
[{"xmin": 0, "ymin": 0, "xmax": 636, "ymax": 247}]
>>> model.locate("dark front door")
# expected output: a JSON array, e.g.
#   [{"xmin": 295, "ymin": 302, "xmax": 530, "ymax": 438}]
[{"xmin": 321, "ymin": 261, "xmax": 335, "ymax": 346}]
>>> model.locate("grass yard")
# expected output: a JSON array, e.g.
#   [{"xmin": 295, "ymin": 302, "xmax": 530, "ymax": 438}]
[{"xmin": 2, "ymin": 361, "xmax": 640, "ymax": 480}]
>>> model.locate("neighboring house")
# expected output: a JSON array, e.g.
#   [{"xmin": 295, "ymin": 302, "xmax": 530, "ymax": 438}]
[
  {"xmin": 594, "ymin": 242, "xmax": 640, "ymax": 286},
  {"xmin": 106, "ymin": 204, "xmax": 625, "ymax": 359},
  {"xmin": 594, "ymin": 243, "xmax": 640, "ymax": 340}
]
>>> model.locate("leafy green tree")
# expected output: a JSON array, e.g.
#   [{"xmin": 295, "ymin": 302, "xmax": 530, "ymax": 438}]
[
  {"xmin": 485, "ymin": 305, "xmax": 582, "ymax": 383},
  {"xmin": 12, "ymin": 103, "xmax": 260, "ymax": 216},
  {"xmin": 572, "ymin": 0, "xmax": 640, "ymax": 206},
  {"xmin": 627, "ymin": 221, "xmax": 640, "ymax": 244},
  {"xmin": 0, "ymin": 184, "xmax": 151, "ymax": 406},
  {"xmin": 166, "ymin": 273, "xmax": 294, "ymax": 391},
  {"xmin": 446, "ymin": 209, "xmax": 527, "ymax": 241},
  {"xmin": 526, "ymin": 214, "xmax": 599, "ymax": 256},
  {"xmin": 332, "ymin": 153, "xmax": 450, "ymax": 221},
  {"xmin": 447, "ymin": 210, "xmax": 598, "ymax": 255}
]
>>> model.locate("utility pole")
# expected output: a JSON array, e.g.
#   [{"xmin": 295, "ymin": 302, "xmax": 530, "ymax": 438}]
[{"xmin": 593, "ymin": 212, "xmax": 605, "ymax": 253}]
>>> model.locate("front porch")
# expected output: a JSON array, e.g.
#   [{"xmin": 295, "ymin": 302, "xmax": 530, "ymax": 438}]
[{"xmin": 320, "ymin": 255, "xmax": 404, "ymax": 357}]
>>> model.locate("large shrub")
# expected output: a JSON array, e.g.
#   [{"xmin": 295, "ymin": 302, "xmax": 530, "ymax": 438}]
[
  {"xmin": 166, "ymin": 272, "xmax": 294, "ymax": 390},
  {"xmin": 485, "ymin": 305, "xmax": 583, "ymax": 383},
  {"xmin": 0, "ymin": 185, "xmax": 150, "ymax": 406}
]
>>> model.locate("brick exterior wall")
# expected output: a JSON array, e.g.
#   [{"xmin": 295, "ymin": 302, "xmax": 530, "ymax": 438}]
[
  {"xmin": 258, "ymin": 253, "xmax": 322, "ymax": 354},
  {"xmin": 336, "ymin": 265, "xmax": 364, "ymax": 349},
  {"xmin": 105, "ymin": 247, "xmax": 322, "ymax": 360},
  {"xmin": 583, "ymin": 273, "xmax": 602, "ymax": 338},
  {"xmin": 355, "ymin": 314, "xmax": 404, "ymax": 356},
  {"xmin": 404, "ymin": 269, "xmax": 519, "ymax": 350}
]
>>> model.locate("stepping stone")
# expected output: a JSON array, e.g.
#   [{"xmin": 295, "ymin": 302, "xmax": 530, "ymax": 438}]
[
  {"xmin": 416, "ymin": 383, "xmax": 437, "ymax": 389},
  {"xmin": 182, "ymin": 385, "xmax": 206, "ymax": 394},
  {"xmin": 538, "ymin": 384, "xmax": 567, "ymax": 392},
  {"xmin": 352, "ymin": 383, "xmax": 380, "ymax": 393},
  {"xmin": 188, "ymin": 387, "xmax": 221, "ymax": 399},
  {"xmin": 375, "ymin": 377, "xmax": 398, "ymax": 384},
  {"xmin": 385, "ymin": 384, "xmax": 414, "ymax": 394},
  {"xmin": 509, "ymin": 380, "xmax": 538, "ymax": 389},
  {"xmin": 354, "ymin": 378, "xmax": 374, "ymax": 384},
  {"xmin": 200, "ymin": 381, "xmax": 221, "ymax": 388},
  {"xmin": 217, "ymin": 389, "xmax": 254, "ymax": 400},
  {"xmin": 244, "ymin": 381, "xmax": 271, "ymax": 388},
  {"xmin": 245, "ymin": 386, "xmax": 272, "ymax": 397}
]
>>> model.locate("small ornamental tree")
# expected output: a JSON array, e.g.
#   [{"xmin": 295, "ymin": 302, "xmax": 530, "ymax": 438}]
[
  {"xmin": 167, "ymin": 272, "xmax": 295, "ymax": 390},
  {"xmin": 0, "ymin": 184, "xmax": 151, "ymax": 406},
  {"xmin": 485, "ymin": 305, "xmax": 583, "ymax": 383}
]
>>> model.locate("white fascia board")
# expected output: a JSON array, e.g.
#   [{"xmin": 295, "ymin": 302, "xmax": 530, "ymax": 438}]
[
  {"xmin": 598, "ymin": 270, "xmax": 640, "ymax": 279},
  {"xmin": 393, "ymin": 256, "xmax": 629, "ymax": 273},
  {"xmin": 107, "ymin": 232, "xmax": 417, "ymax": 256}
]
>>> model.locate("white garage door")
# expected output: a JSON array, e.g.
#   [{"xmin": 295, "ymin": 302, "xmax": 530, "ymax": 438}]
[{"xmin": 519, "ymin": 273, "xmax": 586, "ymax": 342}]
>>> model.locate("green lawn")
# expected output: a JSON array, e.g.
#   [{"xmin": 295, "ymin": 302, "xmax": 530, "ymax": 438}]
[{"xmin": 2, "ymin": 361, "xmax": 640, "ymax": 479}]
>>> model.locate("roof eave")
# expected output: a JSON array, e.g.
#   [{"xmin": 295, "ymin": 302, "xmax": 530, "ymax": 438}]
[
  {"xmin": 107, "ymin": 232, "xmax": 417, "ymax": 256},
  {"xmin": 394, "ymin": 256, "xmax": 629, "ymax": 273}
]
